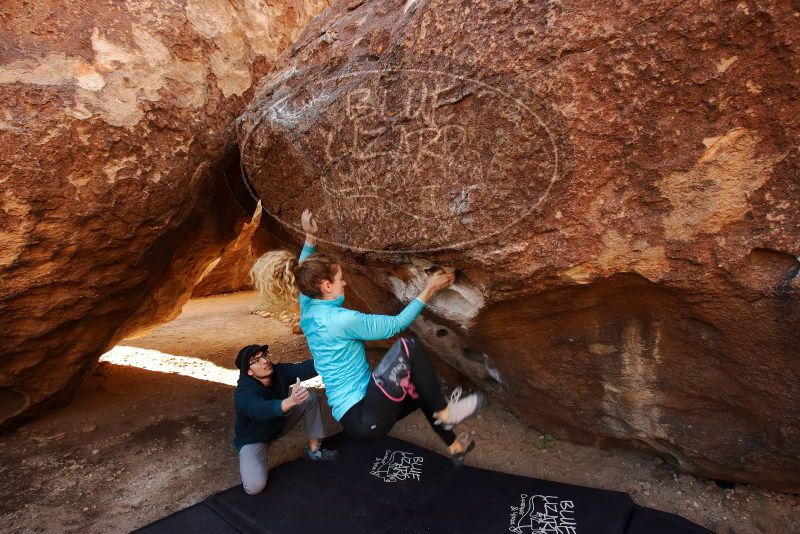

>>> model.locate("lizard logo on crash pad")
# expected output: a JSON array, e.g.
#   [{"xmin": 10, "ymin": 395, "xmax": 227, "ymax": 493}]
[
  {"xmin": 370, "ymin": 450, "xmax": 424, "ymax": 483},
  {"xmin": 509, "ymin": 494, "xmax": 577, "ymax": 534}
]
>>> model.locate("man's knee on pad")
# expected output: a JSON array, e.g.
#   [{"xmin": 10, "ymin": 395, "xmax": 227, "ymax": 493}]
[{"xmin": 243, "ymin": 475, "xmax": 267, "ymax": 495}]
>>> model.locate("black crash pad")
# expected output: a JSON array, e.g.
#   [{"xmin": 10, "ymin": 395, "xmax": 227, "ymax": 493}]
[{"xmin": 135, "ymin": 433, "xmax": 711, "ymax": 534}]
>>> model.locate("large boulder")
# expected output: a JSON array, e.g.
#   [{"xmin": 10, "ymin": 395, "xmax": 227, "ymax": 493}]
[
  {"xmin": 0, "ymin": 0, "xmax": 328, "ymax": 429},
  {"xmin": 238, "ymin": 0, "xmax": 800, "ymax": 490}
]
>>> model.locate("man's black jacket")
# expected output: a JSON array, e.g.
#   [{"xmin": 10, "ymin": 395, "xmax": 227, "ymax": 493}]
[{"xmin": 234, "ymin": 360, "xmax": 317, "ymax": 450}]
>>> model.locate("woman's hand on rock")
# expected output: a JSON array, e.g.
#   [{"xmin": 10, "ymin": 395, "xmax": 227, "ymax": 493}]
[
  {"xmin": 301, "ymin": 208, "xmax": 318, "ymax": 245},
  {"xmin": 418, "ymin": 270, "xmax": 456, "ymax": 303},
  {"xmin": 426, "ymin": 270, "xmax": 456, "ymax": 292},
  {"xmin": 301, "ymin": 208, "xmax": 318, "ymax": 234}
]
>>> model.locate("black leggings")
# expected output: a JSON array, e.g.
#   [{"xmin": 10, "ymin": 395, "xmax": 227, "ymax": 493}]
[{"xmin": 340, "ymin": 336, "xmax": 456, "ymax": 447}]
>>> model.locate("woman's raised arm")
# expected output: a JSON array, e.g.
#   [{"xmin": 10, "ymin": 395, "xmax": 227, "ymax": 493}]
[
  {"xmin": 299, "ymin": 208, "xmax": 318, "ymax": 261},
  {"xmin": 331, "ymin": 270, "xmax": 456, "ymax": 341}
]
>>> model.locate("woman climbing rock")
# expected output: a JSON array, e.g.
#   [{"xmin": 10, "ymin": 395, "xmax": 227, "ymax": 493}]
[{"xmin": 250, "ymin": 209, "xmax": 485, "ymax": 463}]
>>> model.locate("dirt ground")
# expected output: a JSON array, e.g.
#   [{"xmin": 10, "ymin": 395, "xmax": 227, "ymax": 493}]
[{"xmin": 1, "ymin": 292, "xmax": 798, "ymax": 533}]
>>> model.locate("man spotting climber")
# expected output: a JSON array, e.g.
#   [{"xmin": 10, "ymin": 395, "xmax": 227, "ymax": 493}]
[{"xmin": 233, "ymin": 344, "xmax": 339, "ymax": 495}]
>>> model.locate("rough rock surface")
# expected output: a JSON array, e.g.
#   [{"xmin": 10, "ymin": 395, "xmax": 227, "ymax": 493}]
[
  {"xmin": 239, "ymin": 0, "xmax": 800, "ymax": 491},
  {"xmin": 192, "ymin": 204, "xmax": 274, "ymax": 297},
  {"xmin": 0, "ymin": 0, "xmax": 328, "ymax": 429}
]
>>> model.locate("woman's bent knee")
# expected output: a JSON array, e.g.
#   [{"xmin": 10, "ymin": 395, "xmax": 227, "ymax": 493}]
[{"xmin": 344, "ymin": 419, "xmax": 392, "ymax": 440}]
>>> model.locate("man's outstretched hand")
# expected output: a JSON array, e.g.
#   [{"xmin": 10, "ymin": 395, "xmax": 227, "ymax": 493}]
[{"xmin": 282, "ymin": 377, "xmax": 308, "ymax": 413}]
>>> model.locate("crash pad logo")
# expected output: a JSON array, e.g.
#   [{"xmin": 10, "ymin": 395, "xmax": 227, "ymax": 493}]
[
  {"xmin": 508, "ymin": 494, "xmax": 577, "ymax": 534},
  {"xmin": 370, "ymin": 450, "xmax": 424, "ymax": 483}
]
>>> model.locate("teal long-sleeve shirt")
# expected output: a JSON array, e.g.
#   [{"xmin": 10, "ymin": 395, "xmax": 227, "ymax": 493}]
[{"xmin": 298, "ymin": 243, "xmax": 425, "ymax": 420}]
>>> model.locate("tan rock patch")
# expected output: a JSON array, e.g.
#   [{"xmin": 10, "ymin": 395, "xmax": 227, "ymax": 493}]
[{"xmin": 658, "ymin": 128, "xmax": 780, "ymax": 241}]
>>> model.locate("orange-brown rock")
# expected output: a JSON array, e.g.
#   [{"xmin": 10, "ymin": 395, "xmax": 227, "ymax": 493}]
[
  {"xmin": 0, "ymin": 0, "xmax": 328, "ymax": 429},
  {"xmin": 192, "ymin": 204, "xmax": 274, "ymax": 298},
  {"xmin": 239, "ymin": 0, "xmax": 800, "ymax": 490}
]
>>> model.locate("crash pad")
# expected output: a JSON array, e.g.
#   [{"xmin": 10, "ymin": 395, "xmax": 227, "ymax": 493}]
[{"xmin": 135, "ymin": 433, "xmax": 711, "ymax": 534}]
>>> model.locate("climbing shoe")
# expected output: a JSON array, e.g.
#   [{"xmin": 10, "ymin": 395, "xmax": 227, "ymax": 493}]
[
  {"xmin": 435, "ymin": 387, "xmax": 486, "ymax": 430},
  {"xmin": 449, "ymin": 433, "xmax": 476, "ymax": 466},
  {"xmin": 306, "ymin": 445, "xmax": 340, "ymax": 462}
]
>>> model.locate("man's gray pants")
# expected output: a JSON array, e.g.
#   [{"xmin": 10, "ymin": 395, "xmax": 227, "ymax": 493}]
[{"xmin": 238, "ymin": 390, "xmax": 325, "ymax": 495}]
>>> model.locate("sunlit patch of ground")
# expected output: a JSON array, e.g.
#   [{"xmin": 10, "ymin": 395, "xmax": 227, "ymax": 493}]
[
  {"xmin": 101, "ymin": 346, "xmax": 240, "ymax": 386},
  {"xmin": 100, "ymin": 345, "xmax": 325, "ymax": 389}
]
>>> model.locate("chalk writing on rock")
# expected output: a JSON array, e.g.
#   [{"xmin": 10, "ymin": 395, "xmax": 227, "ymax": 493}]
[{"xmin": 266, "ymin": 67, "xmax": 562, "ymax": 253}]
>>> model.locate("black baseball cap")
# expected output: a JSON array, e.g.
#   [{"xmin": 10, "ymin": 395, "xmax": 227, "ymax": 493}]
[{"xmin": 235, "ymin": 344, "xmax": 270, "ymax": 370}]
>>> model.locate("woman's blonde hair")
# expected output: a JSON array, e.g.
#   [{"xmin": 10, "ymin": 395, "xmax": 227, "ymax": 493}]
[
  {"xmin": 250, "ymin": 250, "xmax": 300, "ymax": 305},
  {"xmin": 250, "ymin": 249, "xmax": 340, "ymax": 304}
]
